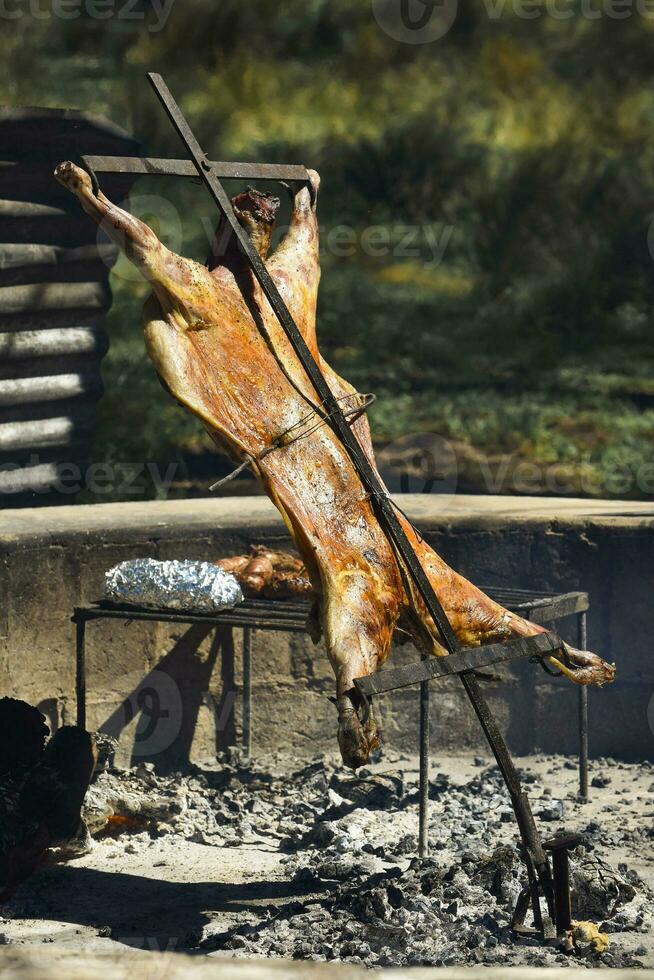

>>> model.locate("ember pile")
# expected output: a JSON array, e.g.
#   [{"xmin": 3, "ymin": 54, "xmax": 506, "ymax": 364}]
[{"xmin": 68, "ymin": 749, "xmax": 651, "ymax": 969}]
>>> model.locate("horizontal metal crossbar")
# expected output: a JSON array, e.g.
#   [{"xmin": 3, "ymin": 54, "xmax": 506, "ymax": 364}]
[
  {"xmin": 81, "ymin": 154, "xmax": 311, "ymax": 183},
  {"xmin": 353, "ymin": 631, "xmax": 564, "ymax": 698},
  {"xmin": 514, "ymin": 593, "xmax": 588, "ymax": 625},
  {"xmin": 482, "ymin": 589, "xmax": 588, "ymax": 623}
]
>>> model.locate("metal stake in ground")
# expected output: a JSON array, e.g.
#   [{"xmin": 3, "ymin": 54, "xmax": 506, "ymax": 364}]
[{"xmin": 578, "ymin": 611, "xmax": 589, "ymax": 800}]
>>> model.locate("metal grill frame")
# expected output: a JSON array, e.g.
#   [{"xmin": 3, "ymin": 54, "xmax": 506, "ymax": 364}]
[{"xmin": 72, "ymin": 585, "xmax": 590, "ymax": 815}]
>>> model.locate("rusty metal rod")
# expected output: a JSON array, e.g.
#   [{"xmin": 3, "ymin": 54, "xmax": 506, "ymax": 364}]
[
  {"xmin": 75, "ymin": 616, "xmax": 86, "ymax": 730},
  {"xmin": 243, "ymin": 627, "xmax": 252, "ymax": 757},
  {"xmin": 461, "ymin": 673, "xmax": 556, "ymax": 936},
  {"xmin": 544, "ymin": 833, "xmax": 582, "ymax": 936},
  {"xmin": 419, "ymin": 653, "xmax": 430, "ymax": 858},
  {"xmin": 82, "ymin": 154, "xmax": 310, "ymax": 183},
  {"xmin": 355, "ymin": 632, "xmax": 562, "ymax": 698},
  {"xmin": 578, "ymin": 611, "xmax": 589, "ymax": 800},
  {"xmin": 552, "ymin": 848, "xmax": 572, "ymax": 934}
]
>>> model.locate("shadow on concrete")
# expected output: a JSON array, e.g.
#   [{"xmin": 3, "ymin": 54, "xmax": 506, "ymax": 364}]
[{"xmin": 99, "ymin": 625, "xmax": 237, "ymax": 772}]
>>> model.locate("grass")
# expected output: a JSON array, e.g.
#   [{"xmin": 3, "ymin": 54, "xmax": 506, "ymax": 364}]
[
  {"xmin": 85, "ymin": 241, "xmax": 654, "ymax": 503},
  {"xmin": 5, "ymin": 4, "xmax": 652, "ymax": 503}
]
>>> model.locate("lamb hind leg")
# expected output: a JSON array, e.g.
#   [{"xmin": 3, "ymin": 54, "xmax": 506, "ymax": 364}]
[
  {"xmin": 323, "ymin": 583, "xmax": 398, "ymax": 769},
  {"xmin": 400, "ymin": 523, "xmax": 616, "ymax": 688},
  {"xmin": 333, "ymin": 634, "xmax": 383, "ymax": 769}
]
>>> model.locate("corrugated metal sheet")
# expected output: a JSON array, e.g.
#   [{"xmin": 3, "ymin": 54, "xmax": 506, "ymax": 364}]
[
  {"xmin": 0, "ymin": 327, "xmax": 107, "ymax": 361},
  {"xmin": 0, "ymin": 372, "xmax": 102, "ymax": 406},
  {"xmin": 0, "ymin": 107, "xmax": 138, "ymax": 506}
]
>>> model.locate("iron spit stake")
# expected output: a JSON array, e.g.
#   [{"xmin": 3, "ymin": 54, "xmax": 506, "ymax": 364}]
[
  {"xmin": 577, "ymin": 611, "xmax": 589, "ymax": 801},
  {"xmin": 418, "ymin": 652, "xmax": 430, "ymax": 859},
  {"xmin": 544, "ymin": 832, "xmax": 584, "ymax": 937}
]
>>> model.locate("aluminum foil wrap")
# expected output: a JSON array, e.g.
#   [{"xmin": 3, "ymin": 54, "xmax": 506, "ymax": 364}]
[{"xmin": 104, "ymin": 559, "xmax": 244, "ymax": 613}]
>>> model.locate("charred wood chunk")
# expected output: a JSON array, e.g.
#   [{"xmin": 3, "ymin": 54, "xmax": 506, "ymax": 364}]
[
  {"xmin": 18, "ymin": 727, "xmax": 98, "ymax": 842},
  {"xmin": 0, "ymin": 697, "xmax": 49, "ymax": 777},
  {"xmin": 0, "ymin": 698, "xmax": 97, "ymax": 901}
]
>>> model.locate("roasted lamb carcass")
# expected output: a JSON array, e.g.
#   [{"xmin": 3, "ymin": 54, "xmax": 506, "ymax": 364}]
[{"xmin": 55, "ymin": 161, "xmax": 615, "ymax": 769}]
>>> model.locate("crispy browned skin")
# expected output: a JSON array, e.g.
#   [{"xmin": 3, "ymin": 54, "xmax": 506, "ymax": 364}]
[
  {"xmin": 55, "ymin": 161, "xmax": 616, "ymax": 768},
  {"xmin": 216, "ymin": 546, "xmax": 312, "ymax": 599}
]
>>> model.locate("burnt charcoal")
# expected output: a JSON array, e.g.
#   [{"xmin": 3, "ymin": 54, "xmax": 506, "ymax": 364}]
[
  {"xmin": 571, "ymin": 853, "xmax": 637, "ymax": 920},
  {"xmin": 539, "ymin": 800, "xmax": 565, "ymax": 822},
  {"xmin": 12, "ymin": 749, "xmax": 649, "ymax": 970},
  {"xmin": 91, "ymin": 732, "xmax": 118, "ymax": 776},
  {"xmin": 329, "ymin": 772, "xmax": 403, "ymax": 809}
]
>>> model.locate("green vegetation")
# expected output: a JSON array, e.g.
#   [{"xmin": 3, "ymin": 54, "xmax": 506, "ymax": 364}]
[{"xmin": 2, "ymin": 2, "xmax": 654, "ymax": 499}]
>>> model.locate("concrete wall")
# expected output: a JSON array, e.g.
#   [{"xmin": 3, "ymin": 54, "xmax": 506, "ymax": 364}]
[{"xmin": 1, "ymin": 495, "xmax": 653, "ymax": 767}]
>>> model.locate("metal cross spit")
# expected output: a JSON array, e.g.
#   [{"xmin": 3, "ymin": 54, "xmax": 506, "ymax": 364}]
[{"xmin": 76, "ymin": 71, "xmax": 589, "ymax": 941}]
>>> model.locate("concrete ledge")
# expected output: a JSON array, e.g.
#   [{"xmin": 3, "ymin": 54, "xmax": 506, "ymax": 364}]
[
  {"xmin": 1, "ymin": 495, "xmax": 653, "ymax": 763},
  {"xmin": 5, "ymin": 493, "xmax": 654, "ymax": 542}
]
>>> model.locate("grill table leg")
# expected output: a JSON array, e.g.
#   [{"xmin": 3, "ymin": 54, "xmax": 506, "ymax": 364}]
[
  {"xmin": 578, "ymin": 611, "xmax": 589, "ymax": 800},
  {"xmin": 75, "ymin": 617, "xmax": 87, "ymax": 730},
  {"xmin": 243, "ymin": 627, "xmax": 252, "ymax": 757},
  {"xmin": 419, "ymin": 654, "xmax": 430, "ymax": 858}
]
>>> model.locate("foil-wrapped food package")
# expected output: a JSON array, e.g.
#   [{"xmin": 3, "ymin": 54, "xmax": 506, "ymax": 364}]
[{"xmin": 104, "ymin": 559, "xmax": 244, "ymax": 613}]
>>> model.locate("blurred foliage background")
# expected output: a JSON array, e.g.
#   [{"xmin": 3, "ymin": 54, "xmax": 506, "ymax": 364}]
[{"xmin": 2, "ymin": 0, "xmax": 654, "ymax": 500}]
